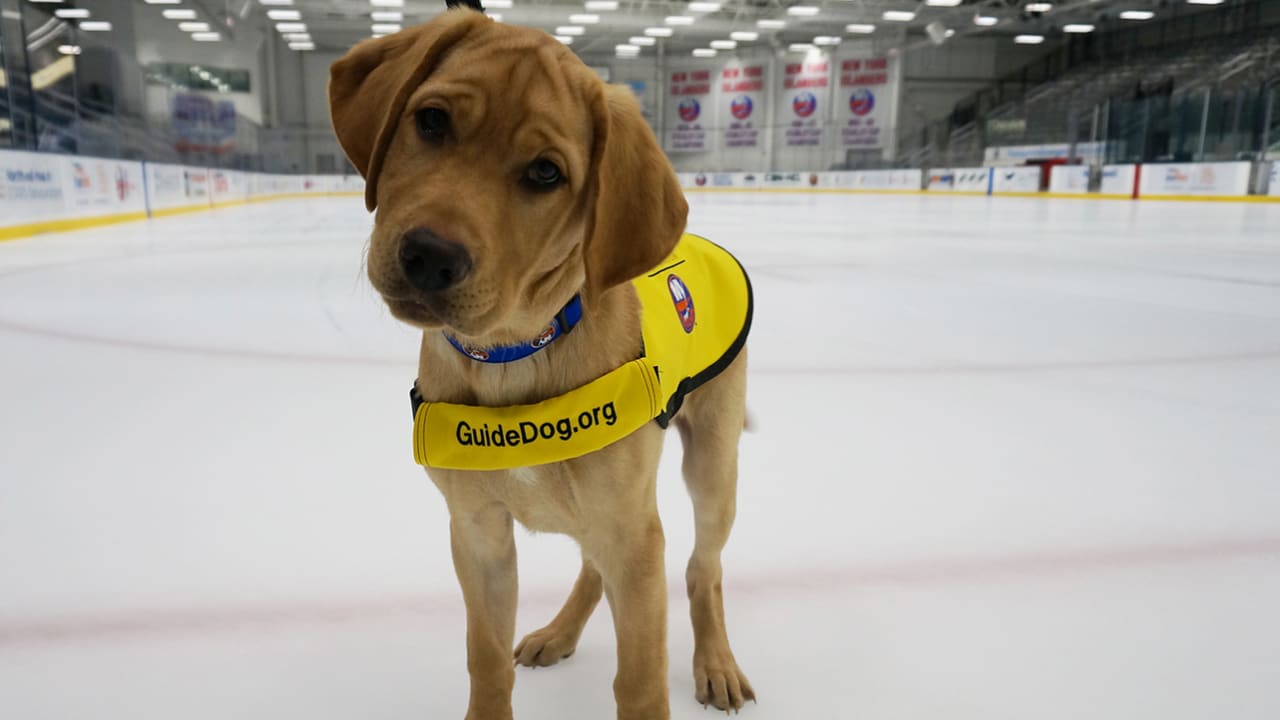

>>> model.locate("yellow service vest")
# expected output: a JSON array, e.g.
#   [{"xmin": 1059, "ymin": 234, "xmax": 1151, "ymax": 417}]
[{"xmin": 411, "ymin": 233, "xmax": 752, "ymax": 470}]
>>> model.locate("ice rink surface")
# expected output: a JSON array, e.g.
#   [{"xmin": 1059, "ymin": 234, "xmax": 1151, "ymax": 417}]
[{"xmin": 2, "ymin": 193, "xmax": 1279, "ymax": 719}]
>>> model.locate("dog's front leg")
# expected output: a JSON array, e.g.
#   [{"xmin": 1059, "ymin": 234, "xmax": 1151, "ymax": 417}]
[
  {"xmin": 587, "ymin": 512, "xmax": 670, "ymax": 720},
  {"xmin": 447, "ymin": 499, "xmax": 518, "ymax": 720}
]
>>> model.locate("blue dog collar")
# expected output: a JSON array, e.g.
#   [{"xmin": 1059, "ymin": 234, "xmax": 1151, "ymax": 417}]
[{"xmin": 445, "ymin": 295, "xmax": 583, "ymax": 364}]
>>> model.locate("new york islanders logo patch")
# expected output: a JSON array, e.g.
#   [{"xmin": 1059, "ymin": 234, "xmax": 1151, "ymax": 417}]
[{"xmin": 667, "ymin": 274, "xmax": 695, "ymax": 333}]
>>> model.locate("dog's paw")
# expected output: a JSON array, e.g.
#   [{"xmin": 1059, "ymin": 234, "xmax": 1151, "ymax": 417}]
[
  {"xmin": 693, "ymin": 647, "xmax": 755, "ymax": 713},
  {"xmin": 513, "ymin": 624, "xmax": 580, "ymax": 668}
]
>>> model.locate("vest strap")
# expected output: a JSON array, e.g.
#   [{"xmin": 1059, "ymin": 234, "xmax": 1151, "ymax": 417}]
[{"xmin": 412, "ymin": 357, "xmax": 662, "ymax": 470}]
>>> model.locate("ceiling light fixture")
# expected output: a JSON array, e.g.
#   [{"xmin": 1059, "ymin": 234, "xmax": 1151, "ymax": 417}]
[
  {"xmin": 275, "ymin": 22, "xmax": 307, "ymax": 32},
  {"xmin": 555, "ymin": 25, "xmax": 585, "ymax": 35},
  {"xmin": 266, "ymin": 9, "xmax": 301, "ymax": 20},
  {"xmin": 371, "ymin": 23, "xmax": 401, "ymax": 33},
  {"xmin": 688, "ymin": 2, "xmax": 721, "ymax": 11},
  {"xmin": 926, "ymin": 0, "xmax": 962, "ymax": 6},
  {"xmin": 79, "ymin": 21, "xmax": 112, "ymax": 31},
  {"xmin": 787, "ymin": 43, "xmax": 815, "ymax": 52},
  {"xmin": 1119, "ymin": 10, "xmax": 1155, "ymax": 20},
  {"xmin": 644, "ymin": 26, "xmax": 674, "ymax": 36},
  {"xmin": 1063, "ymin": 23, "xmax": 1094, "ymax": 33},
  {"xmin": 692, "ymin": 48, "xmax": 717, "ymax": 57},
  {"xmin": 569, "ymin": 13, "xmax": 599, "ymax": 23},
  {"xmin": 883, "ymin": 10, "xmax": 915, "ymax": 21},
  {"xmin": 757, "ymin": 19, "xmax": 786, "ymax": 29},
  {"xmin": 710, "ymin": 39, "xmax": 736, "ymax": 49},
  {"xmin": 192, "ymin": 31, "xmax": 223, "ymax": 41},
  {"xmin": 630, "ymin": 36, "xmax": 657, "ymax": 46},
  {"xmin": 554, "ymin": 35, "xmax": 573, "ymax": 44},
  {"xmin": 974, "ymin": 15, "xmax": 998, "ymax": 26},
  {"xmin": 179, "ymin": 22, "xmax": 211, "ymax": 31},
  {"xmin": 161, "ymin": 9, "xmax": 198, "ymax": 19},
  {"xmin": 846, "ymin": 23, "xmax": 875, "ymax": 33},
  {"xmin": 787, "ymin": 6, "xmax": 819, "ymax": 16},
  {"xmin": 55, "ymin": 9, "xmax": 92, "ymax": 19},
  {"xmin": 813, "ymin": 35, "xmax": 841, "ymax": 45},
  {"xmin": 585, "ymin": 0, "xmax": 618, "ymax": 9},
  {"xmin": 1025, "ymin": 2, "xmax": 1053, "ymax": 12},
  {"xmin": 370, "ymin": 11, "xmax": 402, "ymax": 21},
  {"xmin": 730, "ymin": 31, "xmax": 758, "ymax": 41},
  {"xmin": 1014, "ymin": 33, "xmax": 1045, "ymax": 43},
  {"xmin": 665, "ymin": 16, "xmax": 695, "ymax": 25}
]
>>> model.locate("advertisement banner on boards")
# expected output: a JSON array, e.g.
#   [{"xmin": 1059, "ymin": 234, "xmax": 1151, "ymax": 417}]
[
  {"xmin": 927, "ymin": 167, "xmax": 990, "ymax": 192},
  {"xmin": 1139, "ymin": 161, "xmax": 1250, "ymax": 196},
  {"xmin": 685, "ymin": 172, "xmax": 737, "ymax": 189},
  {"xmin": 63, "ymin": 157, "xmax": 146, "ymax": 215},
  {"xmin": 1269, "ymin": 161, "xmax": 1279, "ymax": 196},
  {"xmin": 762, "ymin": 171, "xmax": 807, "ymax": 188},
  {"xmin": 837, "ymin": 56, "xmax": 895, "ymax": 150},
  {"xmin": 1049, "ymin": 165, "xmax": 1091, "ymax": 193},
  {"xmin": 719, "ymin": 61, "xmax": 766, "ymax": 150},
  {"xmin": 1100, "ymin": 165, "xmax": 1135, "ymax": 195},
  {"xmin": 839, "ymin": 168, "xmax": 922, "ymax": 190},
  {"xmin": 184, "ymin": 167, "xmax": 211, "ymax": 200},
  {"xmin": 0, "ymin": 150, "xmax": 66, "ymax": 224},
  {"xmin": 991, "ymin": 166, "xmax": 1041, "ymax": 194},
  {"xmin": 666, "ymin": 67, "xmax": 714, "ymax": 153},
  {"xmin": 780, "ymin": 58, "xmax": 829, "ymax": 148},
  {"xmin": 146, "ymin": 162, "xmax": 192, "ymax": 210},
  {"xmin": 926, "ymin": 168, "xmax": 953, "ymax": 190},
  {"xmin": 954, "ymin": 167, "xmax": 991, "ymax": 192}
]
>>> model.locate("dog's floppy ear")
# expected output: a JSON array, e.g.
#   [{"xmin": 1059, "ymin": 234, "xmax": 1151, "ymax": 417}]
[
  {"xmin": 584, "ymin": 84, "xmax": 689, "ymax": 293},
  {"xmin": 328, "ymin": 10, "xmax": 484, "ymax": 211}
]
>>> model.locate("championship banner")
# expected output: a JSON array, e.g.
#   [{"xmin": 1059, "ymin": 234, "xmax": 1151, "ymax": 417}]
[
  {"xmin": 719, "ymin": 61, "xmax": 765, "ymax": 150},
  {"xmin": 666, "ymin": 67, "xmax": 714, "ymax": 153},
  {"xmin": 780, "ymin": 58, "xmax": 829, "ymax": 148},
  {"xmin": 838, "ymin": 55, "xmax": 895, "ymax": 149}
]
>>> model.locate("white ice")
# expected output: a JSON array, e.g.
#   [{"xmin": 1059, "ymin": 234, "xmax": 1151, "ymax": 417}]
[{"xmin": 2, "ymin": 194, "xmax": 1279, "ymax": 719}]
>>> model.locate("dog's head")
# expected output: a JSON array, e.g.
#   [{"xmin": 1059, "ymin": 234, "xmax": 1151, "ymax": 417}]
[{"xmin": 329, "ymin": 10, "xmax": 687, "ymax": 340}]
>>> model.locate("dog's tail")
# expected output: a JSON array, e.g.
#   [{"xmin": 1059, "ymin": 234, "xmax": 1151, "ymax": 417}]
[{"xmin": 445, "ymin": 0, "xmax": 485, "ymax": 11}]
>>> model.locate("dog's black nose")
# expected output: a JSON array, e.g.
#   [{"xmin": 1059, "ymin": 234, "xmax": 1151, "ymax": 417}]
[{"xmin": 399, "ymin": 229, "xmax": 472, "ymax": 292}]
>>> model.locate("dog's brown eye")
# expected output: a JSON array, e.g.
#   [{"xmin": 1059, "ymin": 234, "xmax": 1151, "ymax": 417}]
[
  {"xmin": 415, "ymin": 108, "xmax": 449, "ymax": 141},
  {"xmin": 524, "ymin": 159, "xmax": 564, "ymax": 190}
]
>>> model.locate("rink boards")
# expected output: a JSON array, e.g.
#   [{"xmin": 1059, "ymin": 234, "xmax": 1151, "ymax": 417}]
[
  {"xmin": 4, "ymin": 149, "xmax": 1280, "ymax": 242},
  {"xmin": 0, "ymin": 150, "xmax": 362, "ymax": 241}
]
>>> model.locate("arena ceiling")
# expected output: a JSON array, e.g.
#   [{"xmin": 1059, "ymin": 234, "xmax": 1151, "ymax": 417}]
[{"xmin": 184, "ymin": 0, "xmax": 1235, "ymax": 57}]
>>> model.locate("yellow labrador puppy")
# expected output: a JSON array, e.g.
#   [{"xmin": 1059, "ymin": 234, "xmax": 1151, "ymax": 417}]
[{"xmin": 329, "ymin": 9, "xmax": 754, "ymax": 719}]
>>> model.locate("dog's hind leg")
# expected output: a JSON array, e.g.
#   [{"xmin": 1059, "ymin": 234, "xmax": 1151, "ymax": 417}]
[
  {"xmin": 514, "ymin": 557, "xmax": 603, "ymax": 667},
  {"xmin": 674, "ymin": 349, "xmax": 756, "ymax": 712}
]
